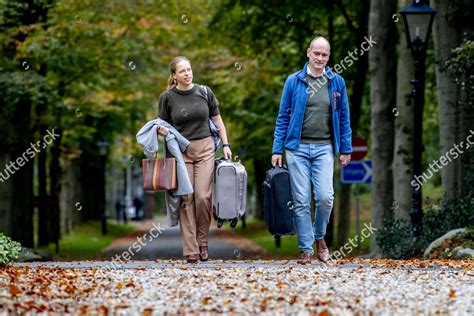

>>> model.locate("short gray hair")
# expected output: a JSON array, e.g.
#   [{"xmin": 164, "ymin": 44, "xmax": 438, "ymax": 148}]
[{"xmin": 309, "ymin": 36, "xmax": 331, "ymax": 51}]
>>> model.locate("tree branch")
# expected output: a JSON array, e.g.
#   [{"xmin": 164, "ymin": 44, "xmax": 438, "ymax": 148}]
[{"xmin": 334, "ymin": 0, "xmax": 358, "ymax": 34}]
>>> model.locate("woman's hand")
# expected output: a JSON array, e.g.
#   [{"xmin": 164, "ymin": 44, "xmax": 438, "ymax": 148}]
[
  {"xmin": 223, "ymin": 146, "xmax": 232, "ymax": 160},
  {"xmin": 157, "ymin": 126, "xmax": 169, "ymax": 137}
]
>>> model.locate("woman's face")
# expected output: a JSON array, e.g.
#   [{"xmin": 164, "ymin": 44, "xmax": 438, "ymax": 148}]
[{"xmin": 173, "ymin": 60, "xmax": 193, "ymax": 86}]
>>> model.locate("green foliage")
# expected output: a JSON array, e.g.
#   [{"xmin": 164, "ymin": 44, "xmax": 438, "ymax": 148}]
[
  {"xmin": 1, "ymin": 0, "xmax": 201, "ymax": 161},
  {"xmin": 465, "ymin": 225, "xmax": 474, "ymax": 241},
  {"xmin": 0, "ymin": 233, "xmax": 22, "ymax": 265},
  {"xmin": 445, "ymin": 36, "xmax": 474, "ymax": 107},
  {"xmin": 379, "ymin": 35, "xmax": 474, "ymax": 259},
  {"xmin": 378, "ymin": 200, "xmax": 474, "ymax": 259},
  {"xmin": 43, "ymin": 221, "xmax": 135, "ymax": 260},
  {"xmin": 204, "ymin": 0, "xmax": 373, "ymax": 182},
  {"xmin": 378, "ymin": 153, "xmax": 474, "ymax": 259},
  {"xmin": 1, "ymin": 0, "xmax": 373, "ymax": 172},
  {"xmin": 0, "ymin": 71, "xmax": 61, "ymax": 149}
]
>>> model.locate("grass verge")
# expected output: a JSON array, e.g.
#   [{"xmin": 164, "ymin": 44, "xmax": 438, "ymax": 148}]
[
  {"xmin": 227, "ymin": 216, "xmax": 373, "ymax": 258},
  {"xmin": 40, "ymin": 220, "xmax": 135, "ymax": 260},
  {"xmin": 226, "ymin": 217, "xmax": 299, "ymax": 258}
]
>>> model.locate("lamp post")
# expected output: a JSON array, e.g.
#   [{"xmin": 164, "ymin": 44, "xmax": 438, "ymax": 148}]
[
  {"xmin": 400, "ymin": 1, "xmax": 436, "ymax": 236},
  {"xmin": 97, "ymin": 139, "xmax": 109, "ymax": 235}
]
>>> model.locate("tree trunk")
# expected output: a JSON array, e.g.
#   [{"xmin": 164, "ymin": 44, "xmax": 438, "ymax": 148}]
[
  {"xmin": 37, "ymin": 118, "xmax": 49, "ymax": 247},
  {"xmin": 80, "ymin": 153, "xmax": 102, "ymax": 221},
  {"xmin": 59, "ymin": 158, "xmax": 83, "ymax": 235},
  {"xmin": 336, "ymin": 184, "xmax": 351, "ymax": 247},
  {"xmin": 324, "ymin": 0, "xmax": 335, "ymax": 248},
  {"xmin": 0, "ymin": 1, "xmax": 50, "ymax": 247},
  {"xmin": 79, "ymin": 115, "xmax": 103, "ymax": 221},
  {"xmin": 253, "ymin": 159, "xmax": 266, "ymax": 220},
  {"xmin": 11, "ymin": 153, "xmax": 34, "ymax": 248},
  {"xmin": 0, "ymin": 101, "xmax": 35, "ymax": 247},
  {"xmin": 52, "ymin": 81, "xmax": 65, "ymax": 238},
  {"xmin": 393, "ymin": 0, "xmax": 415, "ymax": 220},
  {"xmin": 49, "ymin": 130, "xmax": 62, "ymax": 245},
  {"xmin": 432, "ymin": 0, "xmax": 471, "ymax": 199},
  {"xmin": 37, "ymin": 137, "xmax": 49, "ymax": 246},
  {"xmin": 368, "ymin": 0, "xmax": 398, "ymax": 255},
  {"xmin": 335, "ymin": 0, "xmax": 370, "ymax": 248},
  {"xmin": 0, "ymin": 153, "xmax": 14, "ymax": 237}
]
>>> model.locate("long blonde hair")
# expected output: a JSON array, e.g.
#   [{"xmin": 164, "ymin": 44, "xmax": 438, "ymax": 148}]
[{"xmin": 167, "ymin": 56, "xmax": 191, "ymax": 90}]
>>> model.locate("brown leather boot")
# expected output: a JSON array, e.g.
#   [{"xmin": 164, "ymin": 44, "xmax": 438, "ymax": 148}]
[
  {"xmin": 185, "ymin": 254, "xmax": 198, "ymax": 263},
  {"xmin": 199, "ymin": 246, "xmax": 209, "ymax": 261},
  {"xmin": 297, "ymin": 251, "xmax": 312, "ymax": 265},
  {"xmin": 315, "ymin": 239, "xmax": 330, "ymax": 262}
]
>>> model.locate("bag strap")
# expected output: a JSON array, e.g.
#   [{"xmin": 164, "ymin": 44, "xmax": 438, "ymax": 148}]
[
  {"xmin": 200, "ymin": 84, "xmax": 211, "ymax": 106},
  {"xmin": 154, "ymin": 136, "xmax": 169, "ymax": 168},
  {"xmin": 201, "ymin": 85, "xmax": 221, "ymax": 151}
]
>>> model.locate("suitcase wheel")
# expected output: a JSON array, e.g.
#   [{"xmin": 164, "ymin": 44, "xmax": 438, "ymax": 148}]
[
  {"xmin": 230, "ymin": 218, "xmax": 238, "ymax": 228},
  {"xmin": 217, "ymin": 218, "xmax": 224, "ymax": 228}
]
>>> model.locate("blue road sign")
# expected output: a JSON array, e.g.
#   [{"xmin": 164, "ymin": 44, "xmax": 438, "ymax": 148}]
[{"xmin": 340, "ymin": 160, "xmax": 372, "ymax": 184}]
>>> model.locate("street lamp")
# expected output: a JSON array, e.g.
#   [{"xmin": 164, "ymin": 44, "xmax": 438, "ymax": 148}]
[
  {"xmin": 97, "ymin": 139, "xmax": 109, "ymax": 235},
  {"xmin": 400, "ymin": 1, "xmax": 436, "ymax": 236}
]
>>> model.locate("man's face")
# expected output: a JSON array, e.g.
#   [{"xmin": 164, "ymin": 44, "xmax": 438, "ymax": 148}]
[{"xmin": 307, "ymin": 41, "xmax": 330, "ymax": 73}]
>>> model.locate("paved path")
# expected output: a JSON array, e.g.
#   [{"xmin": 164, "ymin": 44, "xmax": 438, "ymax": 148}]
[
  {"xmin": 2, "ymin": 260, "xmax": 473, "ymax": 315},
  {"xmin": 99, "ymin": 218, "xmax": 267, "ymax": 261}
]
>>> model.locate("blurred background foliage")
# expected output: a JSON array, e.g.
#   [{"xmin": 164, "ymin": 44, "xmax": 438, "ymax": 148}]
[{"xmin": 0, "ymin": 0, "xmax": 471, "ymax": 259}]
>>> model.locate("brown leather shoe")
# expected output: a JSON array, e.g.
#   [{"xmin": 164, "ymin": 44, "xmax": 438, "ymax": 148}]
[
  {"xmin": 315, "ymin": 239, "xmax": 330, "ymax": 262},
  {"xmin": 185, "ymin": 254, "xmax": 198, "ymax": 263},
  {"xmin": 297, "ymin": 251, "xmax": 312, "ymax": 265},
  {"xmin": 199, "ymin": 246, "xmax": 209, "ymax": 261}
]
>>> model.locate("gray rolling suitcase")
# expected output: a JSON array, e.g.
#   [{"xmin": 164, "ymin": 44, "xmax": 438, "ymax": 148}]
[{"xmin": 212, "ymin": 158, "xmax": 247, "ymax": 228}]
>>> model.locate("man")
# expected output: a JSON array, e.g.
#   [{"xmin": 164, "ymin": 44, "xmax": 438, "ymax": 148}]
[{"xmin": 271, "ymin": 36, "xmax": 352, "ymax": 264}]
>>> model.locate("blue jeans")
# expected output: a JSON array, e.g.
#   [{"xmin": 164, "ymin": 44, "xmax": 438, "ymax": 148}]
[{"xmin": 286, "ymin": 143, "xmax": 334, "ymax": 254}]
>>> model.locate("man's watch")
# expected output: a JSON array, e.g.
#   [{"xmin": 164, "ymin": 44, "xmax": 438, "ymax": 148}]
[{"xmin": 223, "ymin": 144, "xmax": 231, "ymax": 149}]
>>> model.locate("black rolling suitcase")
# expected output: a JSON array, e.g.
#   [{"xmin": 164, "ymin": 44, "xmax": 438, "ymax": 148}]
[{"xmin": 263, "ymin": 166, "xmax": 296, "ymax": 236}]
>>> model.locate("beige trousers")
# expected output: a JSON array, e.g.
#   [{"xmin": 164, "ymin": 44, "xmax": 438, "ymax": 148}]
[{"xmin": 179, "ymin": 136, "xmax": 215, "ymax": 256}]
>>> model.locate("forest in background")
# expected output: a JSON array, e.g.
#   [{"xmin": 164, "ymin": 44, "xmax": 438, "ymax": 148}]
[{"xmin": 0, "ymin": 0, "xmax": 472, "ymax": 258}]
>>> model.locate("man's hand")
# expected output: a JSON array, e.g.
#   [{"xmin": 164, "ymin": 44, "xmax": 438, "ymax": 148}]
[
  {"xmin": 271, "ymin": 154, "xmax": 283, "ymax": 167},
  {"xmin": 339, "ymin": 154, "xmax": 351, "ymax": 167}
]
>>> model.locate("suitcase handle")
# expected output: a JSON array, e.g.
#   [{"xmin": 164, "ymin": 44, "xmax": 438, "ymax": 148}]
[{"xmin": 216, "ymin": 157, "xmax": 231, "ymax": 163}]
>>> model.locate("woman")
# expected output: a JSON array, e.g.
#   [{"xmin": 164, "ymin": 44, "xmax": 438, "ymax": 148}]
[{"xmin": 157, "ymin": 56, "xmax": 232, "ymax": 263}]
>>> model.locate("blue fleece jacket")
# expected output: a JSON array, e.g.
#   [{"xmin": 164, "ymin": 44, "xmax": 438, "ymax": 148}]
[{"xmin": 272, "ymin": 63, "xmax": 352, "ymax": 155}]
